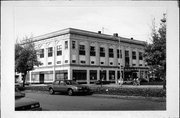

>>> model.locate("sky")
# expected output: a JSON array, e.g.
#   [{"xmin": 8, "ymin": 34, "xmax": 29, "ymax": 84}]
[{"xmin": 14, "ymin": 2, "xmax": 167, "ymax": 42}]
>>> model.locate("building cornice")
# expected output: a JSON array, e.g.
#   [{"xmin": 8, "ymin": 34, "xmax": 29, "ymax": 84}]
[{"xmin": 31, "ymin": 28, "xmax": 146, "ymax": 46}]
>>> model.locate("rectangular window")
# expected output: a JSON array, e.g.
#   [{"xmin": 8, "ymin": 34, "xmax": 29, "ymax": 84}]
[
  {"xmin": 117, "ymin": 49, "xmax": 119, "ymax": 58},
  {"xmin": 100, "ymin": 62, "xmax": 104, "ymax": 64},
  {"xmin": 91, "ymin": 61, "xmax": 95, "ymax": 64},
  {"xmin": 110, "ymin": 62, "xmax": 113, "ymax": 65},
  {"xmin": 65, "ymin": 41, "xmax": 68, "ymax": 49},
  {"xmin": 72, "ymin": 41, "xmax": 76, "ymax": 49},
  {"xmin": 57, "ymin": 45, "xmax": 62, "ymax": 56},
  {"xmin": 125, "ymin": 50, "xmax": 129, "ymax": 57},
  {"xmin": 125, "ymin": 50, "xmax": 129, "ymax": 67},
  {"xmin": 80, "ymin": 60, "xmax": 86, "ymax": 64},
  {"xmin": 65, "ymin": 60, "xmax": 68, "ymax": 63},
  {"xmin": 117, "ymin": 49, "xmax": 122, "ymax": 58},
  {"xmin": 72, "ymin": 60, "xmax": 76, "ymax": 63},
  {"xmin": 109, "ymin": 71, "xmax": 115, "ymax": 80},
  {"xmin": 132, "ymin": 51, "xmax": 136, "ymax": 60},
  {"xmin": 90, "ymin": 46, "xmax": 96, "ymax": 56},
  {"xmin": 139, "ymin": 52, "xmax": 143, "ymax": 60},
  {"xmin": 48, "ymin": 47, "xmax": 53, "ymax": 57},
  {"xmin": 57, "ymin": 61, "xmax": 61, "ymax": 64},
  {"xmin": 133, "ymin": 64, "xmax": 136, "ymax": 66},
  {"xmin": 90, "ymin": 70, "xmax": 97, "ymax": 80},
  {"xmin": 48, "ymin": 62, "xmax": 52, "ymax": 65},
  {"xmin": 79, "ymin": 45, "xmax": 86, "ymax": 55},
  {"xmin": 100, "ymin": 47, "xmax": 105, "ymax": 57},
  {"xmin": 109, "ymin": 48, "xmax": 114, "ymax": 58},
  {"xmin": 39, "ymin": 49, "xmax": 44, "ymax": 58}
]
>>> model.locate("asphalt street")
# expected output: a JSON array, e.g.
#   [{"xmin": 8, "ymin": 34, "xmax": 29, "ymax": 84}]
[{"xmin": 25, "ymin": 92, "xmax": 166, "ymax": 111}]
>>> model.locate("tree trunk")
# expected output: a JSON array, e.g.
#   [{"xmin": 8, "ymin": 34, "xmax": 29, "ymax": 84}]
[
  {"xmin": 163, "ymin": 78, "xmax": 166, "ymax": 90},
  {"xmin": 22, "ymin": 72, "xmax": 27, "ymax": 87},
  {"xmin": 163, "ymin": 64, "xmax": 166, "ymax": 90}
]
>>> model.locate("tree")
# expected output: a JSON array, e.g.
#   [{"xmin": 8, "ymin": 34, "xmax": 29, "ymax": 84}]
[
  {"xmin": 15, "ymin": 36, "xmax": 41, "ymax": 87},
  {"xmin": 144, "ymin": 13, "xmax": 166, "ymax": 89}
]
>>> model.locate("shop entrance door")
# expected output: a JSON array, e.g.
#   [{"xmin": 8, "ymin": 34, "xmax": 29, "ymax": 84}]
[{"xmin": 39, "ymin": 74, "xmax": 44, "ymax": 84}]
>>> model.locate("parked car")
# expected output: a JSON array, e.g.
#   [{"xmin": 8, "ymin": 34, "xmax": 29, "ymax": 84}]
[
  {"xmin": 15, "ymin": 87, "xmax": 42, "ymax": 111},
  {"xmin": 15, "ymin": 82, "xmax": 24, "ymax": 91},
  {"xmin": 48, "ymin": 80, "xmax": 93, "ymax": 96}
]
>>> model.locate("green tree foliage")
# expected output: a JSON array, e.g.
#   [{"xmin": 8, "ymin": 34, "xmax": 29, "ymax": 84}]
[
  {"xmin": 144, "ymin": 14, "xmax": 166, "ymax": 89},
  {"xmin": 15, "ymin": 37, "xmax": 41, "ymax": 87}
]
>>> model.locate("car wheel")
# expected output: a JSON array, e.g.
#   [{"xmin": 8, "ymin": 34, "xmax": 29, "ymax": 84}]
[
  {"xmin": 49, "ymin": 88, "xmax": 54, "ymax": 95},
  {"xmin": 68, "ymin": 89, "xmax": 73, "ymax": 96}
]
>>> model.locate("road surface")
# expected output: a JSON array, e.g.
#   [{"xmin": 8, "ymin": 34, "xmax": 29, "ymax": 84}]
[{"xmin": 25, "ymin": 92, "xmax": 166, "ymax": 111}]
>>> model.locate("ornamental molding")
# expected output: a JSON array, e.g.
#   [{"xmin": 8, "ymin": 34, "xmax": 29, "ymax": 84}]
[{"xmin": 46, "ymin": 42, "xmax": 50, "ymax": 46}]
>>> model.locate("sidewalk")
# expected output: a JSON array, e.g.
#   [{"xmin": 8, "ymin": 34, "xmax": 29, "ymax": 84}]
[{"xmin": 91, "ymin": 94, "xmax": 166, "ymax": 102}]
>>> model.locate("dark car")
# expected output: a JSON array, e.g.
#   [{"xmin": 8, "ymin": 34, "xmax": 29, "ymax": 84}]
[
  {"xmin": 15, "ymin": 87, "xmax": 42, "ymax": 111},
  {"xmin": 15, "ymin": 82, "xmax": 24, "ymax": 91},
  {"xmin": 48, "ymin": 80, "xmax": 93, "ymax": 96}
]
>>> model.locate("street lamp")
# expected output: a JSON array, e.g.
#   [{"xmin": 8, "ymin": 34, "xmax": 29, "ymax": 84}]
[{"xmin": 100, "ymin": 67, "xmax": 103, "ymax": 87}]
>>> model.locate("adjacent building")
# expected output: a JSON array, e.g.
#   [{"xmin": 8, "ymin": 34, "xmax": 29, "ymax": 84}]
[{"xmin": 27, "ymin": 28, "xmax": 149, "ymax": 84}]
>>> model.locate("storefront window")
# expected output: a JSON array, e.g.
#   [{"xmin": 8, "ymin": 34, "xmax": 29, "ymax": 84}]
[
  {"xmin": 55, "ymin": 70, "xmax": 68, "ymax": 80},
  {"xmin": 100, "ymin": 70, "xmax": 106, "ymax": 81},
  {"xmin": 109, "ymin": 71, "xmax": 115, "ymax": 80},
  {"xmin": 73, "ymin": 70, "xmax": 87, "ymax": 80},
  {"xmin": 90, "ymin": 70, "xmax": 97, "ymax": 80}
]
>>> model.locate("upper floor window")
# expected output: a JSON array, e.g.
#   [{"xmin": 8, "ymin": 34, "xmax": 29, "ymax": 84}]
[
  {"xmin": 132, "ymin": 51, "xmax": 136, "ymax": 60},
  {"xmin": 72, "ymin": 41, "xmax": 76, "ymax": 49},
  {"xmin": 117, "ymin": 49, "xmax": 122, "ymax": 58},
  {"xmin": 100, "ymin": 47, "xmax": 105, "ymax": 57},
  {"xmin": 109, "ymin": 48, "xmax": 114, "ymax": 58},
  {"xmin": 90, "ymin": 46, "xmax": 96, "ymax": 56},
  {"xmin": 125, "ymin": 50, "xmax": 129, "ymax": 57},
  {"xmin": 139, "ymin": 52, "xmax": 143, "ymax": 60},
  {"xmin": 39, "ymin": 49, "xmax": 44, "ymax": 58},
  {"xmin": 48, "ymin": 47, "xmax": 53, "ymax": 57},
  {"xmin": 79, "ymin": 45, "xmax": 86, "ymax": 55},
  {"xmin": 57, "ymin": 45, "xmax": 62, "ymax": 56},
  {"xmin": 65, "ymin": 41, "xmax": 68, "ymax": 49}
]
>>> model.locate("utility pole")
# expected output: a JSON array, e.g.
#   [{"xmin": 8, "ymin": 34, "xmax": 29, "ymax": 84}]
[
  {"xmin": 119, "ymin": 37, "xmax": 122, "ymax": 82},
  {"xmin": 53, "ymin": 41, "xmax": 56, "ymax": 82}
]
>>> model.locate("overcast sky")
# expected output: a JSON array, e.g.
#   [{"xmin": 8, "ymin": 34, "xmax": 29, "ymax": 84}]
[{"xmin": 14, "ymin": 2, "xmax": 167, "ymax": 42}]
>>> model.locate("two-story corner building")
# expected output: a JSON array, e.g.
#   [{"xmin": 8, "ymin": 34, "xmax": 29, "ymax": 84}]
[{"xmin": 27, "ymin": 28, "xmax": 149, "ymax": 84}]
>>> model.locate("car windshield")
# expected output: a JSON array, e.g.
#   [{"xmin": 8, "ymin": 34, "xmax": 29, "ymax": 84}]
[{"xmin": 66, "ymin": 80, "xmax": 78, "ymax": 85}]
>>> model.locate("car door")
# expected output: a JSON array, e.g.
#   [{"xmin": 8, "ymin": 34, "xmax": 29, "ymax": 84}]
[
  {"xmin": 59, "ymin": 80, "xmax": 67, "ymax": 92},
  {"xmin": 53, "ymin": 80, "xmax": 60, "ymax": 91}
]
